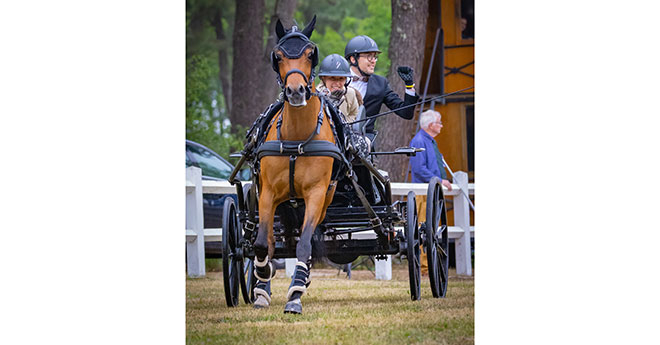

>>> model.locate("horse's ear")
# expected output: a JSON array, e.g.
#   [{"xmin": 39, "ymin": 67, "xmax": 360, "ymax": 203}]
[
  {"xmin": 301, "ymin": 15, "xmax": 316, "ymax": 39},
  {"xmin": 275, "ymin": 19, "xmax": 286, "ymax": 40}
]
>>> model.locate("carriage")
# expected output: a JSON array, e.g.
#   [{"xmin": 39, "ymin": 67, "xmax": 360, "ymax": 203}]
[
  {"xmin": 219, "ymin": 16, "xmax": 450, "ymax": 313},
  {"xmin": 221, "ymin": 150, "xmax": 449, "ymax": 307}
]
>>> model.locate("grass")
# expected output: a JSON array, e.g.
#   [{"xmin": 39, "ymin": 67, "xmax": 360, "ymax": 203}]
[{"xmin": 186, "ymin": 263, "xmax": 474, "ymax": 345}]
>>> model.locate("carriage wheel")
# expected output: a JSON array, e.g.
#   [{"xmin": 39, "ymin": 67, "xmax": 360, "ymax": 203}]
[
  {"xmin": 425, "ymin": 177, "xmax": 449, "ymax": 298},
  {"xmin": 240, "ymin": 183, "xmax": 256, "ymax": 304},
  {"xmin": 243, "ymin": 259, "xmax": 255, "ymax": 304},
  {"xmin": 222, "ymin": 197, "xmax": 246, "ymax": 307},
  {"xmin": 405, "ymin": 191, "xmax": 421, "ymax": 300}
]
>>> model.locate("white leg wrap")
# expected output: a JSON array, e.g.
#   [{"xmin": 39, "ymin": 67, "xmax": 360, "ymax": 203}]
[
  {"xmin": 296, "ymin": 261, "xmax": 311, "ymax": 286},
  {"xmin": 254, "ymin": 287, "xmax": 271, "ymax": 304},
  {"xmin": 254, "ymin": 256, "xmax": 274, "ymax": 282},
  {"xmin": 255, "ymin": 263, "xmax": 273, "ymax": 282},
  {"xmin": 255, "ymin": 255, "xmax": 269, "ymax": 267},
  {"xmin": 286, "ymin": 285, "xmax": 307, "ymax": 300}
]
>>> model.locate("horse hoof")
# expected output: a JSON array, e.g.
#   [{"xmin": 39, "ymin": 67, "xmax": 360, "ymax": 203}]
[
  {"xmin": 253, "ymin": 295, "xmax": 270, "ymax": 309},
  {"xmin": 283, "ymin": 299, "xmax": 302, "ymax": 314}
]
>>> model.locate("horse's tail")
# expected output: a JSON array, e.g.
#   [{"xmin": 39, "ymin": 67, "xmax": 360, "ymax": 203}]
[{"xmin": 311, "ymin": 225, "xmax": 327, "ymax": 266}]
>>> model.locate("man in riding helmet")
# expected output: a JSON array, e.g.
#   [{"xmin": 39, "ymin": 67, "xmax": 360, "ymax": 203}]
[
  {"xmin": 317, "ymin": 54, "xmax": 363, "ymax": 122},
  {"xmin": 344, "ymin": 35, "xmax": 419, "ymax": 146}
]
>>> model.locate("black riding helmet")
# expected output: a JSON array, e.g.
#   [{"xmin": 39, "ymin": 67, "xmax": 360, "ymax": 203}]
[
  {"xmin": 344, "ymin": 35, "xmax": 381, "ymax": 76},
  {"xmin": 318, "ymin": 54, "xmax": 352, "ymax": 98},
  {"xmin": 318, "ymin": 54, "xmax": 352, "ymax": 78}
]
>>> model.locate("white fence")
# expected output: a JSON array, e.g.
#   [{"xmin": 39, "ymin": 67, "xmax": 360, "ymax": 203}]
[{"xmin": 186, "ymin": 166, "xmax": 474, "ymax": 278}]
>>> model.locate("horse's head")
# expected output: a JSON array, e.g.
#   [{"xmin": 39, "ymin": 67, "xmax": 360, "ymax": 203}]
[{"xmin": 270, "ymin": 15, "xmax": 318, "ymax": 107}]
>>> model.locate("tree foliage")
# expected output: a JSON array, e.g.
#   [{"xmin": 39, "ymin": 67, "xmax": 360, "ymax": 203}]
[
  {"xmin": 186, "ymin": 54, "xmax": 244, "ymax": 164},
  {"xmin": 298, "ymin": 0, "xmax": 392, "ymax": 76},
  {"xmin": 186, "ymin": 0, "xmax": 243, "ymax": 162},
  {"xmin": 186, "ymin": 0, "xmax": 394, "ymax": 161}
]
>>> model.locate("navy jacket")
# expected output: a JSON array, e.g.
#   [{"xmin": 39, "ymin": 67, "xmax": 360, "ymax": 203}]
[
  {"xmin": 363, "ymin": 74, "xmax": 420, "ymax": 135},
  {"xmin": 409, "ymin": 130, "xmax": 447, "ymax": 183}
]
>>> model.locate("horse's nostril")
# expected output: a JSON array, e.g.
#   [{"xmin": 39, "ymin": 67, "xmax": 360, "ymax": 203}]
[
  {"xmin": 298, "ymin": 85, "xmax": 304, "ymax": 93},
  {"xmin": 285, "ymin": 86, "xmax": 293, "ymax": 95}
]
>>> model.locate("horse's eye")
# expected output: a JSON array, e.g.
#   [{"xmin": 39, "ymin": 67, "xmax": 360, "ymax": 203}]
[{"xmin": 308, "ymin": 51, "xmax": 313, "ymax": 59}]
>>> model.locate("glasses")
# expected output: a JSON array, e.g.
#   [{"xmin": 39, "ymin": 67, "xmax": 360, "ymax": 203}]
[
  {"xmin": 360, "ymin": 53, "xmax": 379, "ymax": 62},
  {"xmin": 432, "ymin": 121, "xmax": 443, "ymax": 126}
]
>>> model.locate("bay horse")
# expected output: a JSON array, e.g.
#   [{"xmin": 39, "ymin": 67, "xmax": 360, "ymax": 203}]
[{"xmin": 252, "ymin": 16, "xmax": 340, "ymax": 314}]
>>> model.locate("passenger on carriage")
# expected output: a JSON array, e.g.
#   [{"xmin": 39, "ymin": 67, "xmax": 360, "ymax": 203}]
[
  {"xmin": 316, "ymin": 54, "xmax": 363, "ymax": 123},
  {"xmin": 344, "ymin": 35, "xmax": 420, "ymax": 148}
]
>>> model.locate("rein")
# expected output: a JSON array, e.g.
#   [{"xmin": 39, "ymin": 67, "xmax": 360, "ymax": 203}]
[{"xmin": 347, "ymin": 86, "xmax": 475, "ymax": 125}]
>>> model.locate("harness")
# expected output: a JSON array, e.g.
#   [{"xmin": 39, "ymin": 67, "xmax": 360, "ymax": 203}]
[
  {"xmin": 256, "ymin": 96, "xmax": 349, "ymax": 203},
  {"xmin": 249, "ymin": 96, "xmax": 386, "ymax": 235}
]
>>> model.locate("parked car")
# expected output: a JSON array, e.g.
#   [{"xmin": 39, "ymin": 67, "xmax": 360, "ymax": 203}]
[{"xmin": 186, "ymin": 139, "xmax": 248, "ymax": 258}]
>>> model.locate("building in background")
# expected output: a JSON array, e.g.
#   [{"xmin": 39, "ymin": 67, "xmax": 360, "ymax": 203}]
[
  {"xmin": 421, "ymin": 0, "xmax": 474, "ymax": 181},
  {"xmin": 420, "ymin": 0, "xmax": 475, "ymax": 229}
]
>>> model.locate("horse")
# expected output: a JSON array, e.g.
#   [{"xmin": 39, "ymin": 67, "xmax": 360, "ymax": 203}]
[{"xmin": 252, "ymin": 16, "xmax": 339, "ymax": 314}]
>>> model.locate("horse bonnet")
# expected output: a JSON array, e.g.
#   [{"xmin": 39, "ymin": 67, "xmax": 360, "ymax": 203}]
[{"xmin": 270, "ymin": 26, "xmax": 319, "ymax": 78}]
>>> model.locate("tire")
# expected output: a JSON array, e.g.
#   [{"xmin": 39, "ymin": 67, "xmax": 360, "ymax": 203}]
[
  {"xmin": 425, "ymin": 177, "xmax": 449, "ymax": 298},
  {"xmin": 405, "ymin": 191, "xmax": 421, "ymax": 300},
  {"xmin": 240, "ymin": 183, "xmax": 256, "ymax": 304},
  {"xmin": 222, "ymin": 197, "xmax": 246, "ymax": 307},
  {"xmin": 243, "ymin": 258, "xmax": 255, "ymax": 304}
]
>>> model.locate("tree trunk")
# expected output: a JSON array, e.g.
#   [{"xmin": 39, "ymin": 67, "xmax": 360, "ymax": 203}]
[
  {"xmin": 377, "ymin": 0, "xmax": 428, "ymax": 182},
  {"xmin": 258, "ymin": 0, "xmax": 299, "ymax": 108},
  {"xmin": 230, "ymin": 0, "xmax": 266, "ymax": 130},
  {"xmin": 212, "ymin": 9, "xmax": 232, "ymax": 117}
]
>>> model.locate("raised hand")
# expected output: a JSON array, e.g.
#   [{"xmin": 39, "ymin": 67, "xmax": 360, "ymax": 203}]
[{"xmin": 397, "ymin": 66, "xmax": 414, "ymax": 87}]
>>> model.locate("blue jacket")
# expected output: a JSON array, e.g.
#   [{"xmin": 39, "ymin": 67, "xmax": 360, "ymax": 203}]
[{"xmin": 409, "ymin": 130, "xmax": 447, "ymax": 183}]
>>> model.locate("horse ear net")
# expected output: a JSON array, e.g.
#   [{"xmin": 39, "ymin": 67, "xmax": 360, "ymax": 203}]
[
  {"xmin": 276, "ymin": 19, "xmax": 286, "ymax": 39},
  {"xmin": 301, "ymin": 15, "xmax": 316, "ymax": 39}
]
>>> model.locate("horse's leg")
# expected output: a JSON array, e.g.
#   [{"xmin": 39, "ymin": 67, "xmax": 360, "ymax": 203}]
[
  {"xmin": 284, "ymin": 186, "xmax": 327, "ymax": 314},
  {"xmin": 253, "ymin": 187, "xmax": 277, "ymax": 309},
  {"xmin": 317, "ymin": 181, "xmax": 337, "ymax": 223}
]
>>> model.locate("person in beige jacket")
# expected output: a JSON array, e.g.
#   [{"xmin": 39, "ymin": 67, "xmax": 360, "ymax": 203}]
[{"xmin": 316, "ymin": 54, "xmax": 363, "ymax": 123}]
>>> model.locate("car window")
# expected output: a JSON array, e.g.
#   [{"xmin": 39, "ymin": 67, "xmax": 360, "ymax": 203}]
[
  {"xmin": 186, "ymin": 150, "xmax": 194, "ymax": 168},
  {"xmin": 186, "ymin": 144, "xmax": 233, "ymax": 180}
]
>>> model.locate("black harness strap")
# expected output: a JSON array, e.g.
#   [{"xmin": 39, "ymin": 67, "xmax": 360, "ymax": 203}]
[
  {"xmin": 289, "ymin": 155, "xmax": 297, "ymax": 200},
  {"xmin": 283, "ymin": 68, "xmax": 309, "ymax": 86},
  {"xmin": 276, "ymin": 96, "xmax": 324, "ymax": 147},
  {"xmin": 257, "ymin": 140, "xmax": 344, "ymax": 160},
  {"xmin": 260, "ymin": 97, "xmax": 338, "ymax": 204},
  {"xmin": 256, "ymin": 96, "xmax": 353, "ymax": 206}
]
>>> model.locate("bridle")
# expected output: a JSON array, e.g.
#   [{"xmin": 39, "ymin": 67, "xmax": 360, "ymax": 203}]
[{"xmin": 270, "ymin": 27, "xmax": 319, "ymax": 101}]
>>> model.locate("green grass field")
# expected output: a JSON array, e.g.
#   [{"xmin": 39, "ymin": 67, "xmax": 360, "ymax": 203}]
[{"xmin": 187, "ymin": 261, "xmax": 474, "ymax": 345}]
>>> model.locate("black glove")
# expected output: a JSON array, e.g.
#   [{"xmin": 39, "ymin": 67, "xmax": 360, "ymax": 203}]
[{"xmin": 397, "ymin": 66, "xmax": 415, "ymax": 87}]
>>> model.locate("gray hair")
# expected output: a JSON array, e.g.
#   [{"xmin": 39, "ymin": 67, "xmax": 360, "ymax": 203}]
[{"xmin": 419, "ymin": 110, "xmax": 441, "ymax": 129}]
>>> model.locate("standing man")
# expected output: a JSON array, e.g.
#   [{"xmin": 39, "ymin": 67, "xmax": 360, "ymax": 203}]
[
  {"xmin": 344, "ymin": 35, "xmax": 420, "ymax": 147},
  {"xmin": 409, "ymin": 109, "xmax": 452, "ymax": 275},
  {"xmin": 409, "ymin": 110, "xmax": 452, "ymax": 189}
]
